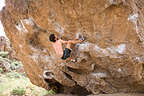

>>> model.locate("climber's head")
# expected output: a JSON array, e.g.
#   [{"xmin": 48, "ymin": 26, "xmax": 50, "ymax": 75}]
[{"xmin": 49, "ymin": 34, "xmax": 58, "ymax": 42}]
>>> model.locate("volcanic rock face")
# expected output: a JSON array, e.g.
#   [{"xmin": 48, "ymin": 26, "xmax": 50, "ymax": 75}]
[{"xmin": 1, "ymin": 0, "xmax": 144, "ymax": 95}]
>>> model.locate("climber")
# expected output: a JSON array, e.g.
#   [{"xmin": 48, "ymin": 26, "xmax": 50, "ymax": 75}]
[{"xmin": 49, "ymin": 34, "xmax": 83, "ymax": 60}]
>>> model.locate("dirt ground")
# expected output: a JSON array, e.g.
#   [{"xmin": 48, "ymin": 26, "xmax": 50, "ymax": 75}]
[
  {"xmin": 46, "ymin": 93, "xmax": 144, "ymax": 96},
  {"xmin": 89, "ymin": 93, "xmax": 144, "ymax": 96}
]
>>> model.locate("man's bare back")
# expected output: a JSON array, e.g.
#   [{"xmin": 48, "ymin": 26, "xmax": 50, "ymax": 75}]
[{"xmin": 52, "ymin": 39, "xmax": 64, "ymax": 57}]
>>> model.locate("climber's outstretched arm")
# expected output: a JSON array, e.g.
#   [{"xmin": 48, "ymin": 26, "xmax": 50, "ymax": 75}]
[
  {"xmin": 60, "ymin": 39, "xmax": 69, "ymax": 44},
  {"xmin": 60, "ymin": 39, "xmax": 82, "ymax": 44},
  {"xmin": 67, "ymin": 39, "xmax": 83, "ymax": 44}
]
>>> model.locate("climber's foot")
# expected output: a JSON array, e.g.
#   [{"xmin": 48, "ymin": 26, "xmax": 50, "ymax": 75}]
[
  {"xmin": 70, "ymin": 58, "xmax": 77, "ymax": 63},
  {"xmin": 65, "ymin": 57, "xmax": 77, "ymax": 63}
]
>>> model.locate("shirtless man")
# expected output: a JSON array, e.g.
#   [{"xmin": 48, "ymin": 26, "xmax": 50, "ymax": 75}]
[{"xmin": 49, "ymin": 34, "xmax": 83, "ymax": 60}]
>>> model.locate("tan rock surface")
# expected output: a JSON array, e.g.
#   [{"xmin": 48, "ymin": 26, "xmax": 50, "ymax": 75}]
[{"xmin": 1, "ymin": 0, "xmax": 144, "ymax": 95}]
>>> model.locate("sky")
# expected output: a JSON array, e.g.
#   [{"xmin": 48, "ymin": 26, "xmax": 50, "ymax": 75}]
[{"xmin": 0, "ymin": 0, "xmax": 6, "ymax": 37}]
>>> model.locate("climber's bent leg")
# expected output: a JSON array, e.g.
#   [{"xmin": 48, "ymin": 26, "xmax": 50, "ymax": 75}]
[
  {"xmin": 61, "ymin": 48, "xmax": 72, "ymax": 60},
  {"xmin": 61, "ymin": 43, "xmax": 72, "ymax": 60}
]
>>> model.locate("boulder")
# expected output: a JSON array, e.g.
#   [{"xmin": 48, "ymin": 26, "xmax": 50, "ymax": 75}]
[{"xmin": 1, "ymin": 0, "xmax": 144, "ymax": 95}]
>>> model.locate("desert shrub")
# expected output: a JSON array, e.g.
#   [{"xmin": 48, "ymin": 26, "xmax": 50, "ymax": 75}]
[
  {"xmin": 0, "ymin": 68, "xmax": 3, "ymax": 73},
  {"xmin": 0, "ymin": 56, "xmax": 11, "ymax": 63},
  {"xmin": 0, "ymin": 51, "xmax": 23, "ymax": 71},
  {"xmin": 47, "ymin": 89, "xmax": 55, "ymax": 95},
  {"xmin": 0, "ymin": 51, "xmax": 9, "ymax": 58},
  {"xmin": 10, "ymin": 61, "xmax": 23, "ymax": 70},
  {"xmin": 11, "ymin": 87, "xmax": 26, "ymax": 96},
  {"xmin": 6, "ymin": 72, "xmax": 22, "ymax": 78}
]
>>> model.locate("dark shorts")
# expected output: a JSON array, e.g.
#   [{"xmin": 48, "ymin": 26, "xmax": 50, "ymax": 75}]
[{"xmin": 61, "ymin": 48, "xmax": 71, "ymax": 60}]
